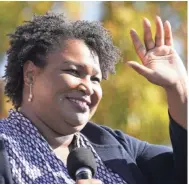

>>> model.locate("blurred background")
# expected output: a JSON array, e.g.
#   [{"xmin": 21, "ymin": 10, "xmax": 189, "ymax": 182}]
[{"xmin": 0, "ymin": 1, "xmax": 187, "ymax": 145}]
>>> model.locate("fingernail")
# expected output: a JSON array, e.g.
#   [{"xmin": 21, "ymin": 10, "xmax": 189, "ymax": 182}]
[
  {"xmin": 144, "ymin": 18, "xmax": 151, "ymax": 26},
  {"xmin": 126, "ymin": 62, "xmax": 133, "ymax": 66},
  {"xmin": 130, "ymin": 29, "xmax": 136, "ymax": 35}
]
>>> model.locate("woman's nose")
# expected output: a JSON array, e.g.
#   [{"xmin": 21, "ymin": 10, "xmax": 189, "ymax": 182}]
[{"xmin": 78, "ymin": 78, "xmax": 94, "ymax": 96}]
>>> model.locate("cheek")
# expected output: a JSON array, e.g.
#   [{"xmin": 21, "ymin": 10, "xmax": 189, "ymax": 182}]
[
  {"xmin": 92, "ymin": 85, "xmax": 103, "ymax": 106},
  {"xmin": 97, "ymin": 87, "xmax": 103, "ymax": 103},
  {"xmin": 39, "ymin": 74, "xmax": 79, "ymax": 94},
  {"xmin": 32, "ymin": 79, "xmax": 52, "ymax": 104},
  {"xmin": 57, "ymin": 74, "xmax": 82, "ymax": 91},
  {"xmin": 89, "ymin": 86, "xmax": 102, "ymax": 119}
]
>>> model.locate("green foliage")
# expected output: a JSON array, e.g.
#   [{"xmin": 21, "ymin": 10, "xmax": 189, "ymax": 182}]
[{"xmin": 0, "ymin": 1, "xmax": 53, "ymax": 54}]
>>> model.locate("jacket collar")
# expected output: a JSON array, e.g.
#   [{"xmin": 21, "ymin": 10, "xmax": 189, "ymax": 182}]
[{"xmin": 81, "ymin": 122, "xmax": 136, "ymax": 184}]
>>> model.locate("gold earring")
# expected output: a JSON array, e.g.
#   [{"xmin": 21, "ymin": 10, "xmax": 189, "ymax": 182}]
[{"xmin": 28, "ymin": 83, "xmax": 33, "ymax": 102}]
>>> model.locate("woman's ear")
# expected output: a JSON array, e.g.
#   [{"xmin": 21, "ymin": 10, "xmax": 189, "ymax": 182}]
[
  {"xmin": 23, "ymin": 60, "xmax": 37, "ymax": 85},
  {"xmin": 27, "ymin": 72, "xmax": 33, "ymax": 84}
]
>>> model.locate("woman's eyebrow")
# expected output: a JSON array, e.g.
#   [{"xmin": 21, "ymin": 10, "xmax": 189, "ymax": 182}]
[
  {"xmin": 62, "ymin": 60, "xmax": 101, "ymax": 75},
  {"xmin": 63, "ymin": 60, "xmax": 82, "ymax": 68}
]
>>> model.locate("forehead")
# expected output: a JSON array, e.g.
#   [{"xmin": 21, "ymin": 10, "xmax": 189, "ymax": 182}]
[{"xmin": 50, "ymin": 39, "xmax": 100, "ymax": 71}]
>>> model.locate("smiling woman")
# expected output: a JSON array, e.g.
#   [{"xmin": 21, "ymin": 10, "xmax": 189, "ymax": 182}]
[
  {"xmin": 23, "ymin": 39, "xmax": 103, "ymax": 136},
  {"xmin": 0, "ymin": 12, "xmax": 187, "ymax": 184}
]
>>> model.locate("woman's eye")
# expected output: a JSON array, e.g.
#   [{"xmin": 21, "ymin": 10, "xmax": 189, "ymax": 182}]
[
  {"xmin": 65, "ymin": 69, "xmax": 79, "ymax": 76},
  {"xmin": 91, "ymin": 77, "xmax": 101, "ymax": 83}
]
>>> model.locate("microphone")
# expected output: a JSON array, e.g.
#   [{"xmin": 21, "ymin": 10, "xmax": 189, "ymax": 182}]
[{"xmin": 67, "ymin": 147, "xmax": 97, "ymax": 181}]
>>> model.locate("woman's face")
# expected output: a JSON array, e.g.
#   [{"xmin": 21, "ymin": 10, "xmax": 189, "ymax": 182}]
[{"xmin": 30, "ymin": 39, "xmax": 102, "ymax": 135}]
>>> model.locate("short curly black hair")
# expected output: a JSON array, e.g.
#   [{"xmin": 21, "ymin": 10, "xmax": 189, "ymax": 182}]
[{"xmin": 3, "ymin": 12, "xmax": 121, "ymax": 110}]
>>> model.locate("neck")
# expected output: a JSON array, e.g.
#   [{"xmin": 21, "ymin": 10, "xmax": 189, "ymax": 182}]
[{"xmin": 19, "ymin": 105, "xmax": 74, "ymax": 149}]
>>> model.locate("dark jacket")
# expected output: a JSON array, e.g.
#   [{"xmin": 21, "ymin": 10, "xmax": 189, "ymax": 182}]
[{"xmin": 0, "ymin": 114, "xmax": 187, "ymax": 184}]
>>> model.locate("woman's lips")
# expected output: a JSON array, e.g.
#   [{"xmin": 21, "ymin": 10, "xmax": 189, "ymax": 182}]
[{"xmin": 67, "ymin": 97, "xmax": 89, "ymax": 112}]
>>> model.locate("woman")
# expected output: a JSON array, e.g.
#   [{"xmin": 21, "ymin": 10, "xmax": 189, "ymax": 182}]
[{"xmin": 0, "ymin": 12, "xmax": 187, "ymax": 184}]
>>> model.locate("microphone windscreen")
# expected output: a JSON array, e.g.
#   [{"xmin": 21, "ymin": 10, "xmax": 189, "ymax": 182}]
[{"xmin": 67, "ymin": 147, "xmax": 97, "ymax": 180}]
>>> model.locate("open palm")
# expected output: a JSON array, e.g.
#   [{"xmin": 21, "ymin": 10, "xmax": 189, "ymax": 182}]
[{"xmin": 128, "ymin": 16, "xmax": 187, "ymax": 90}]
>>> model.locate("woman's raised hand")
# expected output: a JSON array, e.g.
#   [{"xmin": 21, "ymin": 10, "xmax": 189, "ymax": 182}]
[{"xmin": 127, "ymin": 16, "xmax": 187, "ymax": 91}]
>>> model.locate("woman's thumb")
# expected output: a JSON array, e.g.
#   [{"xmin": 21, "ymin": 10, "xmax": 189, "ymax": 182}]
[{"xmin": 126, "ymin": 61, "xmax": 153, "ymax": 79}]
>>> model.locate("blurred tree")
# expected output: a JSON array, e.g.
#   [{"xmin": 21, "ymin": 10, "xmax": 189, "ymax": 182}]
[{"xmin": 0, "ymin": 1, "xmax": 53, "ymax": 55}]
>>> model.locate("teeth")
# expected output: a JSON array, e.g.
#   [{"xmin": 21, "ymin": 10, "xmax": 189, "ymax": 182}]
[{"xmin": 69, "ymin": 98, "xmax": 87, "ymax": 106}]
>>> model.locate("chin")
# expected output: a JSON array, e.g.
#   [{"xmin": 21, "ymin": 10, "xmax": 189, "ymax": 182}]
[
  {"xmin": 70, "ymin": 117, "xmax": 88, "ymax": 127},
  {"xmin": 64, "ymin": 113, "xmax": 89, "ymax": 127}
]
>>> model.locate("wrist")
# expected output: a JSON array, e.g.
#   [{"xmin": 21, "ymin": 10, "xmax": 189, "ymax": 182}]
[
  {"xmin": 165, "ymin": 81, "xmax": 187, "ymax": 129},
  {"xmin": 165, "ymin": 80, "xmax": 188, "ymax": 103}
]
